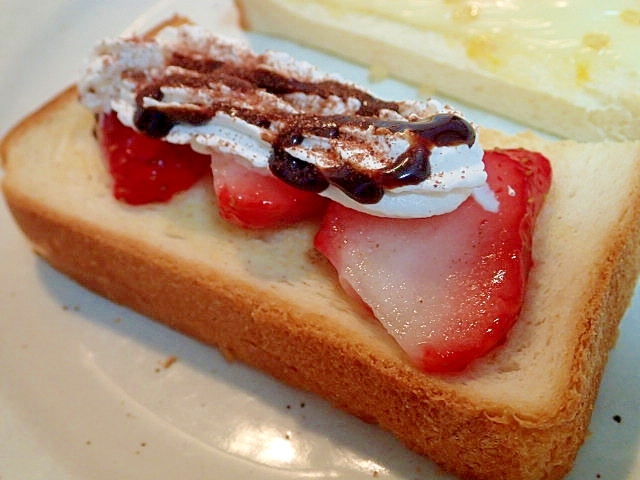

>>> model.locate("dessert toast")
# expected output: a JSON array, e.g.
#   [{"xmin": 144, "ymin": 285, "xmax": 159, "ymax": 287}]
[
  {"xmin": 3, "ymin": 84, "xmax": 640, "ymax": 479},
  {"xmin": 2, "ymin": 15, "xmax": 640, "ymax": 480}
]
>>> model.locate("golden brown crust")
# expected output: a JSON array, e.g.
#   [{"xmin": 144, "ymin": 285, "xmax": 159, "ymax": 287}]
[
  {"xmin": 143, "ymin": 14, "xmax": 193, "ymax": 38},
  {"xmin": 2, "ymin": 80, "xmax": 640, "ymax": 480}
]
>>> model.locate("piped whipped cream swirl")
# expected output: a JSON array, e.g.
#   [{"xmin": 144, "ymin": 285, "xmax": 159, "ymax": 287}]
[{"xmin": 79, "ymin": 24, "xmax": 495, "ymax": 218}]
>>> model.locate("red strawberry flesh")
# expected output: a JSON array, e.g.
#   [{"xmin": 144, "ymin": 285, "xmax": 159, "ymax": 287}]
[
  {"xmin": 98, "ymin": 112, "xmax": 211, "ymax": 205},
  {"xmin": 314, "ymin": 149, "xmax": 551, "ymax": 373},
  {"xmin": 212, "ymin": 154, "xmax": 329, "ymax": 229}
]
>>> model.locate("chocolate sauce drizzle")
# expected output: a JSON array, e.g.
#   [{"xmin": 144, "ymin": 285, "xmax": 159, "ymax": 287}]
[{"xmin": 133, "ymin": 52, "xmax": 476, "ymax": 204}]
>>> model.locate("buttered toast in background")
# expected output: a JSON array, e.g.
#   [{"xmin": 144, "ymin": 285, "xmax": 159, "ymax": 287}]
[{"xmin": 237, "ymin": 0, "xmax": 640, "ymax": 142}]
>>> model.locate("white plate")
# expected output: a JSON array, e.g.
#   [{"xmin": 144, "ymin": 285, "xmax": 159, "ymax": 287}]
[{"xmin": 1, "ymin": 1, "xmax": 639, "ymax": 479}]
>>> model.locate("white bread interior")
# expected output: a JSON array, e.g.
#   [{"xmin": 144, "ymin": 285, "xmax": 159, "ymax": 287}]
[
  {"xmin": 2, "ymin": 84, "xmax": 640, "ymax": 480},
  {"xmin": 235, "ymin": 0, "xmax": 640, "ymax": 142}
]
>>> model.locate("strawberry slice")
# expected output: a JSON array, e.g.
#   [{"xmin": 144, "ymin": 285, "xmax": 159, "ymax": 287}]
[
  {"xmin": 212, "ymin": 155, "xmax": 330, "ymax": 229},
  {"xmin": 314, "ymin": 149, "xmax": 551, "ymax": 373},
  {"xmin": 98, "ymin": 112, "xmax": 211, "ymax": 205}
]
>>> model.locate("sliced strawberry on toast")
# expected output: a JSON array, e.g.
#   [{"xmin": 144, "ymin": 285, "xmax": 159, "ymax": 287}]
[
  {"xmin": 212, "ymin": 155, "xmax": 329, "ymax": 229},
  {"xmin": 98, "ymin": 112, "xmax": 211, "ymax": 205},
  {"xmin": 314, "ymin": 149, "xmax": 552, "ymax": 373}
]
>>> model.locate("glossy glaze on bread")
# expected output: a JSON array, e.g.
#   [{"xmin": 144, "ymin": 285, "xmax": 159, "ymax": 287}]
[{"xmin": 236, "ymin": 0, "xmax": 640, "ymax": 142}]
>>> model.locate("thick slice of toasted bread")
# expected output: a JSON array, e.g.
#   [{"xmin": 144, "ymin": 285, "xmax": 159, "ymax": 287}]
[
  {"xmin": 235, "ymin": 0, "xmax": 640, "ymax": 142},
  {"xmin": 2, "ymin": 82, "xmax": 640, "ymax": 479}
]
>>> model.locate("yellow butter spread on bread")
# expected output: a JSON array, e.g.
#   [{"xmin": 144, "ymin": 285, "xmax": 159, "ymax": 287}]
[
  {"xmin": 315, "ymin": 0, "xmax": 640, "ymax": 87},
  {"xmin": 237, "ymin": 0, "xmax": 640, "ymax": 141}
]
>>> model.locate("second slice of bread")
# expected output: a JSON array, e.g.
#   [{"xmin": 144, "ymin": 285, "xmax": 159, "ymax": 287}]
[
  {"xmin": 236, "ymin": 0, "xmax": 640, "ymax": 142},
  {"xmin": 2, "ymin": 80, "xmax": 640, "ymax": 480}
]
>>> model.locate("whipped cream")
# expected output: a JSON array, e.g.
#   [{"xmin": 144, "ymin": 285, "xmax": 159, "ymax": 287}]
[{"xmin": 79, "ymin": 24, "xmax": 494, "ymax": 218}]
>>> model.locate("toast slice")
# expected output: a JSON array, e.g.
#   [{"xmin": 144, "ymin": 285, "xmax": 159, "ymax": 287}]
[
  {"xmin": 2, "ymin": 18, "xmax": 640, "ymax": 479},
  {"xmin": 2, "ymin": 85, "xmax": 640, "ymax": 480},
  {"xmin": 235, "ymin": 0, "xmax": 640, "ymax": 142}
]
